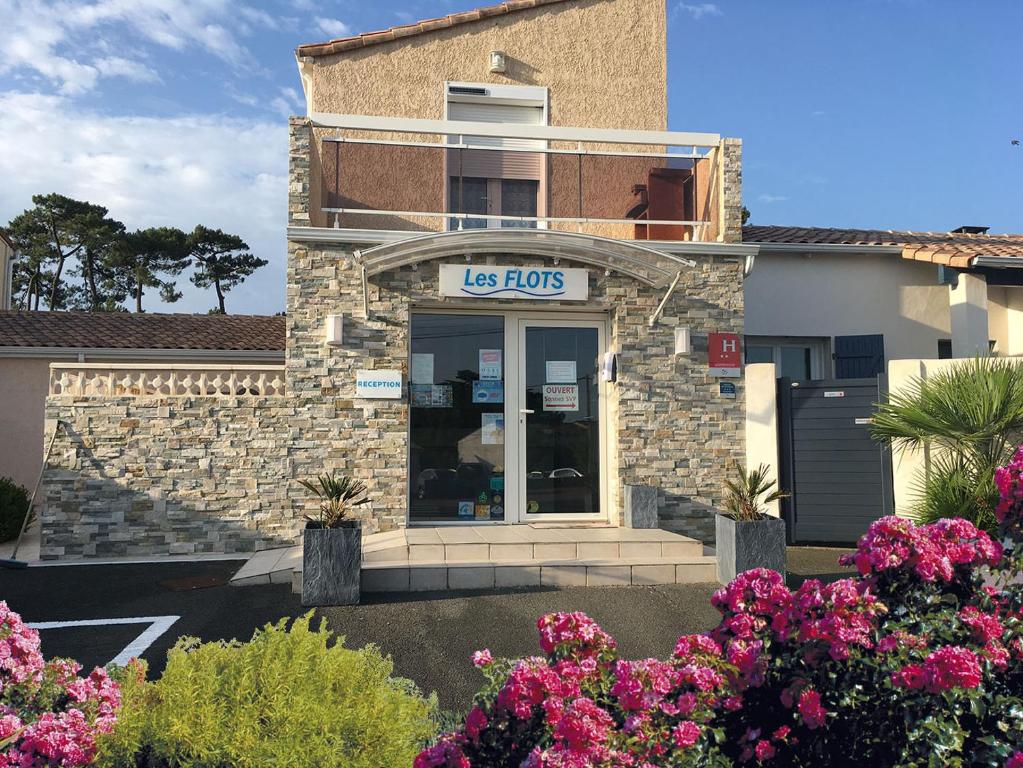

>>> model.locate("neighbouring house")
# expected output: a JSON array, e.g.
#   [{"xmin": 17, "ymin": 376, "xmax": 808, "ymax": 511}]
[
  {"xmin": 743, "ymin": 225, "xmax": 1023, "ymax": 379},
  {"xmin": 0, "ymin": 311, "xmax": 284, "ymax": 493},
  {"xmin": 0, "ymin": 233, "xmax": 13, "ymax": 310},
  {"xmin": 41, "ymin": 0, "xmax": 750, "ymax": 583}
]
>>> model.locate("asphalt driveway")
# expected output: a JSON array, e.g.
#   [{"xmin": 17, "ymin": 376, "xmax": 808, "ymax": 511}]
[
  {"xmin": 0, "ymin": 546, "xmax": 852, "ymax": 711},
  {"xmin": 321, "ymin": 546, "xmax": 854, "ymax": 710}
]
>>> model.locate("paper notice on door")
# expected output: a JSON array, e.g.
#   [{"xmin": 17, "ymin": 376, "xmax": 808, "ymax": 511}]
[
  {"xmin": 481, "ymin": 413, "xmax": 505, "ymax": 445},
  {"xmin": 546, "ymin": 360, "xmax": 577, "ymax": 383},
  {"xmin": 543, "ymin": 384, "xmax": 579, "ymax": 411},
  {"xmin": 410, "ymin": 353, "xmax": 434, "ymax": 384},
  {"xmin": 472, "ymin": 380, "xmax": 504, "ymax": 403},
  {"xmin": 479, "ymin": 349, "xmax": 502, "ymax": 380}
]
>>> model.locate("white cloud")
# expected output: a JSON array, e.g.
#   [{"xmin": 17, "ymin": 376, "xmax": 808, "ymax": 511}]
[
  {"xmin": 0, "ymin": 0, "xmax": 277, "ymax": 93},
  {"xmin": 671, "ymin": 3, "xmax": 723, "ymax": 21},
  {"xmin": 317, "ymin": 18, "xmax": 352, "ymax": 38},
  {"xmin": 93, "ymin": 56, "xmax": 160, "ymax": 83},
  {"xmin": 0, "ymin": 91, "xmax": 287, "ymax": 314},
  {"xmin": 757, "ymin": 193, "xmax": 789, "ymax": 204}
]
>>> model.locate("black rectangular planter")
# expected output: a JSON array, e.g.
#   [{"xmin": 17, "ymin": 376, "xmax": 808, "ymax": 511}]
[
  {"xmin": 715, "ymin": 514, "xmax": 786, "ymax": 584},
  {"xmin": 302, "ymin": 521, "xmax": 362, "ymax": 606}
]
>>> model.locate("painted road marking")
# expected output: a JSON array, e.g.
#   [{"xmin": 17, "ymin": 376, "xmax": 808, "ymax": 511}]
[{"xmin": 29, "ymin": 615, "xmax": 180, "ymax": 666}]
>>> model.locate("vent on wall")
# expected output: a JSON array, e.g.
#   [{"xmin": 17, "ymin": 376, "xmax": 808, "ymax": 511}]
[{"xmin": 448, "ymin": 85, "xmax": 489, "ymax": 96}]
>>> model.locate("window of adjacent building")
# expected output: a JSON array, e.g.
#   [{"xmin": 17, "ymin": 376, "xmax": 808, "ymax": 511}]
[
  {"xmin": 744, "ymin": 336, "xmax": 830, "ymax": 380},
  {"xmin": 937, "ymin": 338, "xmax": 996, "ymax": 359},
  {"xmin": 446, "ymin": 84, "xmax": 547, "ymax": 229}
]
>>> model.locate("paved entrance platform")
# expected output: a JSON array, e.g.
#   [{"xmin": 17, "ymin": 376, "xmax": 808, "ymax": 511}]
[{"xmin": 231, "ymin": 525, "xmax": 717, "ymax": 593}]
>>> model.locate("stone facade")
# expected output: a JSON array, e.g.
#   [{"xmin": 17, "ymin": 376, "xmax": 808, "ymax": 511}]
[{"xmin": 41, "ymin": 399, "xmax": 297, "ymax": 559}]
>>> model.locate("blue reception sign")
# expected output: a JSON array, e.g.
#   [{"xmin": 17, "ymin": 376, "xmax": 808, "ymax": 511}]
[
  {"xmin": 355, "ymin": 369, "xmax": 403, "ymax": 399},
  {"xmin": 439, "ymin": 265, "xmax": 588, "ymax": 301}
]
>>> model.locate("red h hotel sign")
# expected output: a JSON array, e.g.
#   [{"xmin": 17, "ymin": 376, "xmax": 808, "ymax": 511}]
[{"xmin": 708, "ymin": 332, "xmax": 741, "ymax": 377}]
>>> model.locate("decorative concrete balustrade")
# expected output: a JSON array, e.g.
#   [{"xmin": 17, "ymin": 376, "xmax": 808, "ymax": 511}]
[{"xmin": 48, "ymin": 363, "xmax": 287, "ymax": 398}]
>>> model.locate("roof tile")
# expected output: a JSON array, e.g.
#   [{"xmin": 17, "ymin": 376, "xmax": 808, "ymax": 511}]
[
  {"xmin": 743, "ymin": 225, "xmax": 1023, "ymax": 267},
  {"xmin": 0, "ymin": 311, "xmax": 285, "ymax": 351},
  {"xmin": 296, "ymin": 0, "xmax": 577, "ymax": 58}
]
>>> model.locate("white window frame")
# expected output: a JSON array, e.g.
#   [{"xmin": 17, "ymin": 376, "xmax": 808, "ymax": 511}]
[
  {"xmin": 744, "ymin": 335, "xmax": 831, "ymax": 380},
  {"xmin": 443, "ymin": 82, "xmax": 549, "ymax": 230}
]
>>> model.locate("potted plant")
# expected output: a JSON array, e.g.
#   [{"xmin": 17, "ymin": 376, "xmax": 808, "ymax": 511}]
[
  {"xmin": 716, "ymin": 463, "xmax": 788, "ymax": 583},
  {"xmin": 299, "ymin": 472, "xmax": 369, "ymax": 606}
]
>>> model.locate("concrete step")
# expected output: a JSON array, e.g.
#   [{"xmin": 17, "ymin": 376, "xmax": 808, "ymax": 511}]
[
  {"xmin": 365, "ymin": 537, "xmax": 703, "ymax": 565},
  {"xmin": 291, "ymin": 556, "xmax": 717, "ymax": 595}
]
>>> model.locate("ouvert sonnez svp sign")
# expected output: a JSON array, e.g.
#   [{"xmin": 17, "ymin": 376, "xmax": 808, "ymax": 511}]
[{"xmin": 439, "ymin": 265, "xmax": 589, "ymax": 300}]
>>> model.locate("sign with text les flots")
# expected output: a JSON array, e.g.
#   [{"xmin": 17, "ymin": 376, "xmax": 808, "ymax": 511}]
[{"xmin": 439, "ymin": 265, "xmax": 588, "ymax": 301}]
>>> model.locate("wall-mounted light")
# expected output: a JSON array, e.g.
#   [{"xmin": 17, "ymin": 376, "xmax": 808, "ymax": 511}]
[
  {"xmin": 674, "ymin": 327, "xmax": 691, "ymax": 356},
  {"xmin": 489, "ymin": 50, "xmax": 507, "ymax": 73},
  {"xmin": 325, "ymin": 314, "xmax": 344, "ymax": 347}
]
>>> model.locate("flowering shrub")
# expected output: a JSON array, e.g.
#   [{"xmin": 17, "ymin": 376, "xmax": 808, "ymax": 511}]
[
  {"xmin": 419, "ymin": 449, "xmax": 1023, "ymax": 767},
  {"xmin": 0, "ymin": 601, "xmax": 122, "ymax": 767}
]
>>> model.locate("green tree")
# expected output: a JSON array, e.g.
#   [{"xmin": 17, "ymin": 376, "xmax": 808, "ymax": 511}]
[
  {"xmin": 70, "ymin": 213, "xmax": 127, "ymax": 310},
  {"xmin": 871, "ymin": 357, "xmax": 1023, "ymax": 531},
  {"xmin": 107, "ymin": 227, "xmax": 190, "ymax": 312},
  {"xmin": 187, "ymin": 226, "xmax": 267, "ymax": 314},
  {"xmin": 4, "ymin": 193, "xmax": 120, "ymax": 310}
]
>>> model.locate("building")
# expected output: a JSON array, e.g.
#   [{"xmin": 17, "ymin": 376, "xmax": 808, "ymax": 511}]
[
  {"xmin": 743, "ymin": 225, "xmax": 1023, "ymax": 379},
  {"xmin": 0, "ymin": 232, "xmax": 14, "ymax": 310},
  {"xmin": 41, "ymin": 0, "xmax": 751, "ymax": 580},
  {"xmin": 0, "ymin": 311, "xmax": 284, "ymax": 492}
]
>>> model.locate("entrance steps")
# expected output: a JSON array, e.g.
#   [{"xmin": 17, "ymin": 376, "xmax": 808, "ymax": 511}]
[{"xmin": 288, "ymin": 525, "xmax": 715, "ymax": 594}]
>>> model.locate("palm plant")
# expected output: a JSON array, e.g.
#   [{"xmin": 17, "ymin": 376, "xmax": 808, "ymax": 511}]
[
  {"xmin": 870, "ymin": 357, "xmax": 1023, "ymax": 532},
  {"xmin": 298, "ymin": 472, "xmax": 369, "ymax": 528},
  {"xmin": 723, "ymin": 463, "xmax": 788, "ymax": 522}
]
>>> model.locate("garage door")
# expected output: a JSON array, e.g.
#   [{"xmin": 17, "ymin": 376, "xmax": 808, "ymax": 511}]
[{"xmin": 777, "ymin": 377, "xmax": 894, "ymax": 544}]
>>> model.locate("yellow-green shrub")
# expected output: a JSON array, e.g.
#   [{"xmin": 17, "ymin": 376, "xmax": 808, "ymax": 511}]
[{"xmin": 96, "ymin": 614, "xmax": 438, "ymax": 768}]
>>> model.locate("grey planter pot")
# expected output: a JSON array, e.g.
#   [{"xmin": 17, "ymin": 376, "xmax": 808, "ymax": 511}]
[
  {"xmin": 715, "ymin": 514, "xmax": 786, "ymax": 584},
  {"xmin": 302, "ymin": 520, "xmax": 361, "ymax": 606}
]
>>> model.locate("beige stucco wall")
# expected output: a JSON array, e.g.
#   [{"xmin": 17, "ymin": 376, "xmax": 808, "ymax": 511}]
[
  {"xmin": 300, "ymin": 0, "xmax": 666, "ymax": 131},
  {"xmin": 744, "ymin": 251, "xmax": 952, "ymax": 365},
  {"xmin": 299, "ymin": 0, "xmax": 678, "ymax": 233},
  {"xmin": 987, "ymin": 285, "xmax": 1023, "ymax": 357}
]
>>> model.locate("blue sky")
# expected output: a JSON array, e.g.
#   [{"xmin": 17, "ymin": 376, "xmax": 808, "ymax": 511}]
[{"xmin": 0, "ymin": 0, "xmax": 1019, "ymax": 314}]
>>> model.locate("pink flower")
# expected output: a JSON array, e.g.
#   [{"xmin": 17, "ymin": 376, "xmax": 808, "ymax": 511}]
[
  {"xmin": 551, "ymin": 698, "xmax": 613, "ymax": 751},
  {"xmin": 464, "ymin": 707, "xmax": 487, "ymax": 742},
  {"xmin": 671, "ymin": 720, "xmax": 702, "ymax": 749},
  {"xmin": 893, "ymin": 646, "xmax": 983, "ymax": 694},
  {"xmin": 536, "ymin": 613, "xmax": 616, "ymax": 661},
  {"xmin": 797, "ymin": 689, "xmax": 827, "ymax": 729},
  {"xmin": 414, "ymin": 734, "xmax": 470, "ymax": 768},
  {"xmin": 1005, "ymin": 752, "xmax": 1023, "ymax": 768},
  {"xmin": 959, "ymin": 606, "xmax": 1004, "ymax": 644},
  {"xmin": 471, "ymin": 649, "xmax": 493, "ymax": 668},
  {"xmin": 755, "ymin": 739, "xmax": 776, "ymax": 761}
]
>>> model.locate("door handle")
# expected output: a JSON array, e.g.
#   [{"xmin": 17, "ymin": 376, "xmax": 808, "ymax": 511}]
[{"xmin": 520, "ymin": 409, "xmax": 535, "ymax": 415}]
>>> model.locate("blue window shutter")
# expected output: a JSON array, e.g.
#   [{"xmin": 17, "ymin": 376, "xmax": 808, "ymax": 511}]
[{"xmin": 834, "ymin": 334, "xmax": 885, "ymax": 379}]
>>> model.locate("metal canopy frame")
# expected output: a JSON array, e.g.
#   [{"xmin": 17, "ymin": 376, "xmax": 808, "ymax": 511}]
[{"xmin": 352, "ymin": 230, "xmax": 697, "ymax": 320}]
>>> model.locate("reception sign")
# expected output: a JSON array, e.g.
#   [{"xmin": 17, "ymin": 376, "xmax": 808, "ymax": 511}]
[
  {"xmin": 440, "ymin": 265, "xmax": 588, "ymax": 300},
  {"xmin": 355, "ymin": 369, "xmax": 403, "ymax": 398}
]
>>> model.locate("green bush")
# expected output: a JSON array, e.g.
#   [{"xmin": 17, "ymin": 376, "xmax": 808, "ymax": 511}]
[
  {"xmin": 872, "ymin": 357, "xmax": 1023, "ymax": 531},
  {"xmin": 0, "ymin": 476, "xmax": 31, "ymax": 543},
  {"xmin": 96, "ymin": 614, "xmax": 438, "ymax": 768}
]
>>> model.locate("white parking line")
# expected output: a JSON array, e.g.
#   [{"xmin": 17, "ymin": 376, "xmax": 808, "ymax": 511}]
[{"xmin": 28, "ymin": 616, "xmax": 181, "ymax": 666}]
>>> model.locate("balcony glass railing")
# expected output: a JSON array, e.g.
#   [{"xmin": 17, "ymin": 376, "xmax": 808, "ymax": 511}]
[{"xmin": 309, "ymin": 115, "xmax": 724, "ymax": 242}]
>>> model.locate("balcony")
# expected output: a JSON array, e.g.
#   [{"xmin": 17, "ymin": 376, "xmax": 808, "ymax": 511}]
[{"xmin": 299, "ymin": 114, "xmax": 740, "ymax": 244}]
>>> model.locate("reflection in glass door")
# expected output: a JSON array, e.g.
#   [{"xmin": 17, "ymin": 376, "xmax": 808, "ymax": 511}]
[
  {"xmin": 520, "ymin": 322, "xmax": 603, "ymax": 518},
  {"xmin": 409, "ymin": 314, "xmax": 506, "ymax": 522}
]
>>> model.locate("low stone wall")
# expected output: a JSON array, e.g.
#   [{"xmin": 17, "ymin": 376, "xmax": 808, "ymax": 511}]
[{"xmin": 41, "ymin": 397, "xmax": 298, "ymax": 559}]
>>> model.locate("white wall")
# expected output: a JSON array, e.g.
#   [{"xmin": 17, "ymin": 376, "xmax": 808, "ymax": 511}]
[
  {"xmin": 987, "ymin": 285, "xmax": 1023, "ymax": 356},
  {"xmin": 745, "ymin": 251, "xmax": 951, "ymax": 366},
  {"xmin": 744, "ymin": 362, "xmax": 780, "ymax": 517}
]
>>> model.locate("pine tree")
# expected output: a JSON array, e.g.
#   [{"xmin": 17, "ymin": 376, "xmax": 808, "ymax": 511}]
[
  {"xmin": 187, "ymin": 226, "xmax": 267, "ymax": 314},
  {"xmin": 106, "ymin": 227, "xmax": 190, "ymax": 312}
]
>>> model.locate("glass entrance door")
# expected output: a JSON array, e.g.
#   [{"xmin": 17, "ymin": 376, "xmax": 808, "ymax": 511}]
[{"xmin": 518, "ymin": 320, "xmax": 604, "ymax": 520}]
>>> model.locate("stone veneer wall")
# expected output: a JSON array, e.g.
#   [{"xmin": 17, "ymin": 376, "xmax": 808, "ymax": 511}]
[{"xmin": 40, "ymin": 399, "xmax": 298, "ymax": 559}]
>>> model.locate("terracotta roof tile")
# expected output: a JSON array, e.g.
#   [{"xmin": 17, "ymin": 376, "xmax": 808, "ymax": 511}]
[
  {"xmin": 296, "ymin": 0, "xmax": 576, "ymax": 58},
  {"xmin": 0, "ymin": 311, "xmax": 285, "ymax": 351},
  {"xmin": 742, "ymin": 225, "xmax": 1023, "ymax": 268}
]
